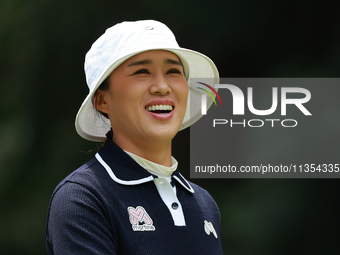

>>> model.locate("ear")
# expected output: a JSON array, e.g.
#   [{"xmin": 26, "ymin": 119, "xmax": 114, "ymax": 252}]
[{"xmin": 94, "ymin": 89, "xmax": 109, "ymax": 113}]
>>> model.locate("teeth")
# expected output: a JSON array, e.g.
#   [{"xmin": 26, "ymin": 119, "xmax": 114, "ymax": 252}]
[{"xmin": 146, "ymin": 105, "xmax": 173, "ymax": 111}]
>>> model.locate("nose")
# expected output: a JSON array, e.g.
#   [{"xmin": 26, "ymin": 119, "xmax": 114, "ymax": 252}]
[{"xmin": 149, "ymin": 73, "xmax": 171, "ymax": 95}]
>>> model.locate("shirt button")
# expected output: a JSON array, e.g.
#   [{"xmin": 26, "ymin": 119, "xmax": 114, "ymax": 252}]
[{"xmin": 171, "ymin": 202, "xmax": 179, "ymax": 210}]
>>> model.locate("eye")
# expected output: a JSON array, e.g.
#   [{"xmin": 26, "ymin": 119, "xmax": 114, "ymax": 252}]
[
  {"xmin": 133, "ymin": 68, "xmax": 150, "ymax": 75},
  {"xmin": 167, "ymin": 68, "xmax": 183, "ymax": 75}
]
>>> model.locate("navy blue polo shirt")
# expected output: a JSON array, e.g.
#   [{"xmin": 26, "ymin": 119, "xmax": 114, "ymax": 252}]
[{"xmin": 46, "ymin": 139, "xmax": 223, "ymax": 254}]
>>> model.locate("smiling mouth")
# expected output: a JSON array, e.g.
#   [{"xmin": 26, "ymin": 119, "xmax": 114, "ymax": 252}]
[{"xmin": 145, "ymin": 105, "xmax": 174, "ymax": 114}]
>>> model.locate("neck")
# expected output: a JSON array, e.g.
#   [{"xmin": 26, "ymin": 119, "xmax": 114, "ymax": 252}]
[{"xmin": 112, "ymin": 136, "xmax": 173, "ymax": 167}]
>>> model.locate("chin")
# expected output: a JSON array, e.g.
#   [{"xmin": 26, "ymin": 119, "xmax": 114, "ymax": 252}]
[{"xmin": 147, "ymin": 128, "xmax": 179, "ymax": 143}]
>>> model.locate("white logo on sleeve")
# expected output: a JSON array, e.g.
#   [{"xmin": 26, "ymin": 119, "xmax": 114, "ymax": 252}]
[
  {"xmin": 204, "ymin": 220, "xmax": 218, "ymax": 238},
  {"xmin": 127, "ymin": 206, "xmax": 155, "ymax": 231}
]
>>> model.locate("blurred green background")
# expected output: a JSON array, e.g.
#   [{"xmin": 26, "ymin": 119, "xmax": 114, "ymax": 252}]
[{"xmin": 1, "ymin": 0, "xmax": 340, "ymax": 254}]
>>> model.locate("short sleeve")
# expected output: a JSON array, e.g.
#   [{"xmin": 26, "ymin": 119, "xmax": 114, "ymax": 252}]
[{"xmin": 46, "ymin": 182, "xmax": 116, "ymax": 255}]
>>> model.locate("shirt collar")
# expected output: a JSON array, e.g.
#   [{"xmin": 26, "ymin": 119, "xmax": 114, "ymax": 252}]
[
  {"xmin": 96, "ymin": 139, "xmax": 194, "ymax": 193},
  {"xmin": 124, "ymin": 150, "xmax": 178, "ymax": 178}
]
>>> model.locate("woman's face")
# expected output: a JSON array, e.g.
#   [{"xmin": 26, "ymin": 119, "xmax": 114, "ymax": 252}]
[{"xmin": 97, "ymin": 50, "xmax": 188, "ymax": 148}]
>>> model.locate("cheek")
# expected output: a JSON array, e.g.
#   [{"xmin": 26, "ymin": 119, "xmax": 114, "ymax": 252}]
[
  {"xmin": 184, "ymin": 85, "xmax": 189, "ymax": 99},
  {"xmin": 175, "ymin": 83, "xmax": 189, "ymax": 116},
  {"xmin": 109, "ymin": 85, "xmax": 136, "ymax": 104},
  {"xmin": 108, "ymin": 87, "xmax": 145, "ymax": 117},
  {"xmin": 180, "ymin": 83, "xmax": 189, "ymax": 104}
]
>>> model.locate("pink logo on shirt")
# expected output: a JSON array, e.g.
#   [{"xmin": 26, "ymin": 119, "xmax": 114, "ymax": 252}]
[{"xmin": 127, "ymin": 206, "xmax": 155, "ymax": 231}]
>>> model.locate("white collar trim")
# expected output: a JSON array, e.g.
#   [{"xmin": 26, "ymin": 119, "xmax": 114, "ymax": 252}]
[
  {"xmin": 95, "ymin": 152, "xmax": 194, "ymax": 194},
  {"xmin": 95, "ymin": 153, "xmax": 154, "ymax": 185}
]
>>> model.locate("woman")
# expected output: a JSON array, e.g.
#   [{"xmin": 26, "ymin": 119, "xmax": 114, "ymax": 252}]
[{"xmin": 46, "ymin": 20, "xmax": 223, "ymax": 255}]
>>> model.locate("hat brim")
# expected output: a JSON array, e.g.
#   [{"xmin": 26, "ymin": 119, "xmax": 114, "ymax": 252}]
[{"xmin": 75, "ymin": 47, "xmax": 219, "ymax": 142}]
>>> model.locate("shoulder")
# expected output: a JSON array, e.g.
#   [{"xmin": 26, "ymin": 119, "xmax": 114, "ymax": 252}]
[
  {"xmin": 47, "ymin": 157, "xmax": 114, "ymax": 224},
  {"xmin": 46, "ymin": 158, "xmax": 117, "ymax": 254},
  {"xmin": 47, "ymin": 157, "xmax": 107, "ymax": 217},
  {"xmin": 55, "ymin": 158, "xmax": 100, "ymax": 189},
  {"xmin": 188, "ymin": 181, "xmax": 220, "ymax": 210},
  {"xmin": 189, "ymin": 181, "xmax": 214, "ymax": 198},
  {"xmin": 51, "ymin": 157, "xmax": 113, "ymax": 198}
]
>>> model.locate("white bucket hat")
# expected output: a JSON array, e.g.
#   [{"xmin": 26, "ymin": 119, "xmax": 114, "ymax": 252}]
[{"xmin": 75, "ymin": 20, "xmax": 219, "ymax": 142}]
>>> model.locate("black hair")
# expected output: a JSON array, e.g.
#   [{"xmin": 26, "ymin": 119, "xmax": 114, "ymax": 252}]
[{"xmin": 105, "ymin": 127, "xmax": 113, "ymax": 140}]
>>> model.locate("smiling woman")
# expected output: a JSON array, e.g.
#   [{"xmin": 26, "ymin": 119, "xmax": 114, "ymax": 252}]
[
  {"xmin": 45, "ymin": 20, "xmax": 222, "ymax": 255},
  {"xmin": 94, "ymin": 50, "xmax": 189, "ymax": 165}
]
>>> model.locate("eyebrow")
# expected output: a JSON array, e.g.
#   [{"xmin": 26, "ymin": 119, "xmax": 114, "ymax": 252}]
[
  {"xmin": 165, "ymin": 59, "xmax": 183, "ymax": 66},
  {"xmin": 127, "ymin": 59, "xmax": 183, "ymax": 67},
  {"xmin": 127, "ymin": 59, "xmax": 152, "ymax": 66}
]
